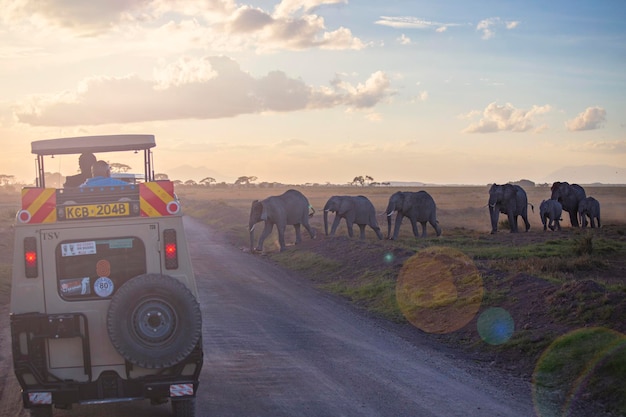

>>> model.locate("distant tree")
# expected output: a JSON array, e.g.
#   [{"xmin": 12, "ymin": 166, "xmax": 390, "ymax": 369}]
[
  {"xmin": 184, "ymin": 179, "xmax": 197, "ymax": 186},
  {"xmin": 0, "ymin": 174, "xmax": 15, "ymax": 186},
  {"xmin": 172, "ymin": 180, "xmax": 183, "ymax": 186},
  {"xmin": 352, "ymin": 176, "xmax": 365, "ymax": 186},
  {"xmin": 200, "ymin": 177, "xmax": 216, "ymax": 186},
  {"xmin": 365, "ymin": 175, "xmax": 374, "ymax": 185},
  {"xmin": 510, "ymin": 179, "xmax": 536, "ymax": 188},
  {"xmin": 155, "ymin": 173, "xmax": 169, "ymax": 180},
  {"xmin": 235, "ymin": 176, "xmax": 257, "ymax": 186},
  {"xmin": 109, "ymin": 163, "xmax": 131, "ymax": 173},
  {"xmin": 44, "ymin": 172, "xmax": 63, "ymax": 188}
]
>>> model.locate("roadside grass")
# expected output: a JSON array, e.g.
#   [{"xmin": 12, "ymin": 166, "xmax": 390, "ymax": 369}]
[
  {"xmin": 533, "ymin": 327, "xmax": 626, "ymax": 416},
  {"xmin": 319, "ymin": 270, "xmax": 404, "ymax": 322}
]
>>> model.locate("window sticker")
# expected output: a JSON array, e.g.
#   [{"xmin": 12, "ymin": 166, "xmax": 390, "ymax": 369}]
[
  {"xmin": 94, "ymin": 277, "xmax": 114, "ymax": 298},
  {"xmin": 60, "ymin": 277, "xmax": 91, "ymax": 296},
  {"xmin": 61, "ymin": 241, "xmax": 97, "ymax": 257},
  {"xmin": 107, "ymin": 238, "xmax": 133, "ymax": 249}
]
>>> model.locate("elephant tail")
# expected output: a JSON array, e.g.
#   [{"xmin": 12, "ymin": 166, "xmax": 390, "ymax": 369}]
[
  {"xmin": 528, "ymin": 203, "xmax": 534, "ymax": 213},
  {"xmin": 308, "ymin": 205, "xmax": 315, "ymax": 217}
]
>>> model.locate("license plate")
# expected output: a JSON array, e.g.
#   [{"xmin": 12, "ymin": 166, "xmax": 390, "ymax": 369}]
[{"xmin": 64, "ymin": 202, "xmax": 130, "ymax": 220}]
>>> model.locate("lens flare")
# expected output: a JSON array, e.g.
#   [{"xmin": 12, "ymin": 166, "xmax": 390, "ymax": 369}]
[
  {"xmin": 396, "ymin": 246, "xmax": 483, "ymax": 334},
  {"xmin": 383, "ymin": 252, "xmax": 394, "ymax": 263},
  {"xmin": 533, "ymin": 327, "xmax": 626, "ymax": 417},
  {"xmin": 477, "ymin": 307, "xmax": 514, "ymax": 345}
]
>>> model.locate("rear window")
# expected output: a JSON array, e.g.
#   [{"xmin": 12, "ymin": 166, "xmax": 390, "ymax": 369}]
[{"xmin": 56, "ymin": 237, "xmax": 146, "ymax": 301}]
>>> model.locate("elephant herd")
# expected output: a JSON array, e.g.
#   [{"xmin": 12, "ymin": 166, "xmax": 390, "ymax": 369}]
[
  {"xmin": 249, "ymin": 182, "xmax": 601, "ymax": 252},
  {"xmin": 487, "ymin": 181, "xmax": 600, "ymax": 234}
]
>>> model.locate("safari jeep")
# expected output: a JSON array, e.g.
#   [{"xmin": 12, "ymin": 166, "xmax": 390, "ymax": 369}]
[{"xmin": 10, "ymin": 135, "xmax": 203, "ymax": 417}]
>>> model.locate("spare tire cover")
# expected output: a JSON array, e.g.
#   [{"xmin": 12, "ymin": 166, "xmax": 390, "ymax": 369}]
[{"xmin": 107, "ymin": 274, "xmax": 202, "ymax": 369}]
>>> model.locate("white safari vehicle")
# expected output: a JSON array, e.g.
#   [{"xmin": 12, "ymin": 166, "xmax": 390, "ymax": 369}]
[{"xmin": 11, "ymin": 135, "xmax": 203, "ymax": 417}]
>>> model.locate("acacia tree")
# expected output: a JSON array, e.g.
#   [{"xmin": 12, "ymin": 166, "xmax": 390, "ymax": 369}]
[
  {"xmin": 235, "ymin": 176, "xmax": 257, "ymax": 186},
  {"xmin": 109, "ymin": 163, "xmax": 131, "ymax": 173},
  {"xmin": 200, "ymin": 177, "xmax": 216, "ymax": 186},
  {"xmin": 351, "ymin": 175, "xmax": 374, "ymax": 186}
]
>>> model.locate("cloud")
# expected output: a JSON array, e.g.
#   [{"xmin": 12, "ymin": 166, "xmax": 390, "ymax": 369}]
[
  {"xmin": 463, "ymin": 102, "xmax": 551, "ymax": 133},
  {"xmin": 476, "ymin": 17, "xmax": 519, "ymax": 40},
  {"xmin": 574, "ymin": 140, "xmax": 626, "ymax": 154},
  {"xmin": 397, "ymin": 34, "xmax": 412, "ymax": 45},
  {"xmin": 565, "ymin": 106, "xmax": 607, "ymax": 131},
  {"xmin": 375, "ymin": 16, "xmax": 462, "ymax": 33},
  {"xmin": 3, "ymin": 0, "xmax": 364, "ymax": 51},
  {"xmin": 14, "ymin": 56, "xmax": 394, "ymax": 126}
]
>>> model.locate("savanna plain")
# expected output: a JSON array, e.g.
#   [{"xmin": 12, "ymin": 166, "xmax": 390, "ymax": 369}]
[{"xmin": 1, "ymin": 184, "xmax": 625, "ymax": 416}]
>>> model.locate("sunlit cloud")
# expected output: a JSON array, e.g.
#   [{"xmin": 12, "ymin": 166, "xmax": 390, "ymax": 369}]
[
  {"xmin": 565, "ymin": 106, "xmax": 607, "ymax": 131},
  {"xmin": 375, "ymin": 16, "xmax": 463, "ymax": 33},
  {"xmin": 14, "ymin": 56, "xmax": 393, "ymax": 126},
  {"xmin": 477, "ymin": 17, "xmax": 520, "ymax": 40},
  {"xmin": 273, "ymin": 0, "xmax": 348, "ymax": 19},
  {"xmin": 397, "ymin": 34, "xmax": 412, "ymax": 45},
  {"xmin": 463, "ymin": 102, "xmax": 551, "ymax": 133},
  {"xmin": 2, "ymin": 0, "xmax": 364, "ymax": 52}
]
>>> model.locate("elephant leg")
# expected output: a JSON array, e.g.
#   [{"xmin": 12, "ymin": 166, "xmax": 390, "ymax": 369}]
[
  {"xmin": 430, "ymin": 218, "xmax": 442, "ymax": 236},
  {"xmin": 419, "ymin": 221, "xmax": 428, "ymax": 237},
  {"xmin": 358, "ymin": 224, "xmax": 366, "ymax": 239},
  {"xmin": 555, "ymin": 219, "xmax": 561, "ymax": 231},
  {"xmin": 302, "ymin": 220, "xmax": 316, "ymax": 239},
  {"xmin": 371, "ymin": 225, "xmax": 383, "ymax": 240},
  {"xmin": 293, "ymin": 224, "xmax": 302, "ymax": 244},
  {"xmin": 257, "ymin": 222, "xmax": 274, "ymax": 251},
  {"xmin": 410, "ymin": 218, "xmax": 420, "ymax": 238},
  {"xmin": 523, "ymin": 214, "xmax": 530, "ymax": 232},
  {"xmin": 508, "ymin": 213, "xmax": 518, "ymax": 233},
  {"xmin": 329, "ymin": 215, "xmax": 342, "ymax": 236},
  {"xmin": 392, "ymin": 214, "xmax": 404, "ymax": 240},
  {"xmin": 569, "ymin": 210, "xmax": 579, "ymax": 227},
  {"xmin": 346, "ymin": 220, "xmax": 355, "ymax": 238},
  {"xmin": 597, "ymin": 216, "xmax": 601, "ymax": 228}
]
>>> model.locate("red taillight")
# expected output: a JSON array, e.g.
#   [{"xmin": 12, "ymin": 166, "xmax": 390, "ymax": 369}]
[
  {"xmin": 163, "ymin": 229, "xmax": 178, "ymax": 269},
  {"xmin": 24, "ymin": 237, "xmax": 38, "ymax": 278}
]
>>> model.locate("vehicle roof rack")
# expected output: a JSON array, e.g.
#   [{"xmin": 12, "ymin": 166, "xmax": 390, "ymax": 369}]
[{"xmin": 31, "ymin": 134, "xmax": 155, "ymax": 156}]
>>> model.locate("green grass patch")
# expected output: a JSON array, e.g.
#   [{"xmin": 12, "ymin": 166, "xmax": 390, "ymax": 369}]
[
  {"xmin": 320, "ymin": 270, "xmax": 404, "ymax": 322},
  {"xmin": 533, "ymin": 328, "xmax": 626, "ymax": 416},
  {"xmin": 271, "ymin": 251, "xmax": 342, "ymax": 277}
]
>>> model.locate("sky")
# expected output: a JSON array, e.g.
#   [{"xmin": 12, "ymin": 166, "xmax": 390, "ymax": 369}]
[{"xmin": 1, "ymin": 0, "xmax": 625, "ymax": 185}]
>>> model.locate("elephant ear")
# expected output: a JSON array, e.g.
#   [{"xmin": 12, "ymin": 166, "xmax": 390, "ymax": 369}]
[
  {"xmin": 338, "ymin": 198, "xmax": 352, "ymax": 215},
  {"xmin": 260, "ymin": 203, "xmax": 268, "ymax": 221}
]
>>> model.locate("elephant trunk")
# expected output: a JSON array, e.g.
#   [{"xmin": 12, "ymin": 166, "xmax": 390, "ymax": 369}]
[
  {"xmin": 386, "ymin": 211, "xmax": 394, "ymax": 239},
  {"xmin": 249, "ymin": 223, "xmax": 256, "ymax": 251},
  {"xmin": 323, "ymin": 209, "xmax": 330, "ymax": 236}
]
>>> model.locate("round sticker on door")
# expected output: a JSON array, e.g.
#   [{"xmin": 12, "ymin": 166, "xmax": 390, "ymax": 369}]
[{"xmin": 94, "ymin": 277, "xmax": 114, "ymax": 297}]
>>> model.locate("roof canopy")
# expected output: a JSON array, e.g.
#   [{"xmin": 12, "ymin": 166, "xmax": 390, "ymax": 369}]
[{"xmin": 31, "ymin": 134, "xmax": 156, "ymax": 156}]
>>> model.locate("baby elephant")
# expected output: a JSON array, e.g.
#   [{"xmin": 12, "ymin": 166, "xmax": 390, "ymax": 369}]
[
  {"xmin": 578, "ymin": 196, "xmax": 601, "ymax": 228},
  {"xmin": 324, "ymin": 195, "xmax": 383, "ymax": 240},
  {"xmin": 539, "ymin": 199, "xmax": 562, "ymax": 231}
]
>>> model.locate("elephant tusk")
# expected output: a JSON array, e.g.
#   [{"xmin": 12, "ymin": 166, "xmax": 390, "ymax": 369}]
[
  {"xmin": 386, "ymin": 212, "xmax": 394, "ymax": 217},
  {"xmin": 250, "ymin": 224, "xmax": 256, "ymax": 232}
]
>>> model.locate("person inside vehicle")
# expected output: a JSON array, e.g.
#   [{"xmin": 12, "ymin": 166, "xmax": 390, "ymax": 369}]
[
  {"xmin": 63, "ymin": 152, "xmax": 97, "ymax": 187},
  {"xmin": 80, "ymin": 160, "xmax": 128, "ymax": 187}
]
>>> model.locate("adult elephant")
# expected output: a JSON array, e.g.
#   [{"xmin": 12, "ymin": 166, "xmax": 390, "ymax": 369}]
[
  {"xmin": 550, "ymin": 181, "xmax": 586, "ymax": 227},
  {"xmin": 249, "ymin": 189, "xmax": 315, "ymax": 252},
  {"xmin": 488, "ymin": 184, "xmax": 531, "ymax": 234},
  {"xmin": 385, "ymin": 191, "xmax": 442, "ymax": 240},
  {"xmin": 578, "ymin": 196, "xmax": 601, "ymax": 228},
  {"xmin": 323, "ymin": 195, "xmax": 383, "ymax": 240}
]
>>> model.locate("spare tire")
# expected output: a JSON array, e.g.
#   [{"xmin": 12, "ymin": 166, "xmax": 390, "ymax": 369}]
[{"xmin": 107, "ymin": 274, "xmax": 202, "ymax": 369}]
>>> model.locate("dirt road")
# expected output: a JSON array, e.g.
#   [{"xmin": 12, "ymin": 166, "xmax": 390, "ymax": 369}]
[{"xmin": 1, "ymin": 216, "xmax": 535, "ymax": 416}]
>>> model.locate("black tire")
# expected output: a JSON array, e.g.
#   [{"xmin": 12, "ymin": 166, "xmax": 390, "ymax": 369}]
[
  {"xmin": 107, "ymin": 274, "xmax": 202, "ymax": 369},
  {"xmin": 30, "ymin": 406, "xmax": 53, "ymax": 417},
  {"xmin": 172, "ymin": 398, "xmax": 196, "ymax": 417}
]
